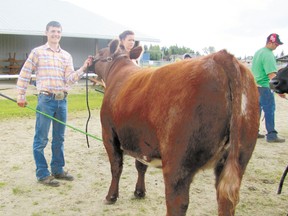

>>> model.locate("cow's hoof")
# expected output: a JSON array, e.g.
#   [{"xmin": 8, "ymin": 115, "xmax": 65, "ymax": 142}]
[
  {"xmin": 134, "ymin": 190, "xmax": 146, "ymax": 198},
  {"xmin": 104, "ymin": 196, "xmax": 117, "ymax": 204}
]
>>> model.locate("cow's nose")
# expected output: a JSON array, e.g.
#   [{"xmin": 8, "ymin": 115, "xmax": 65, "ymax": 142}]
[
  {"xmin": 269, "ymin": 79, "xmax": 279, "ymax": 86},
  {"xmin": 269, "ymin": 79, "xmax": 278, "ymax": 91},
  {"xmin": 269, "ymin": 79, "xmax": 283, "ymax": 93}
]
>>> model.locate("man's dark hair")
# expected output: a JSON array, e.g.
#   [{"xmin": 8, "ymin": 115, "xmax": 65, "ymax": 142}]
[{"xmin": 46, "ymin": 21, "xmax": 62, "ymax": 31}]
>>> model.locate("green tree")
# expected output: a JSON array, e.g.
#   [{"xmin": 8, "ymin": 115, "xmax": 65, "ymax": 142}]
[
  {"xmin": 145, "ymin": 44, "xmax": 200, "ymax": 60},
  {"xmin": 148, "ymin": 45, "xmax": 162, "ymax": 60},
  {"xmin": 202, "ymin": 46, "xmax": 216, "ymax": 55}
]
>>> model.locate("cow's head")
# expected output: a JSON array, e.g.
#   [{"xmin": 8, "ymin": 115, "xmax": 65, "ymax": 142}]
[
  {"xmin": 270, "ymin": 65, "xmax": 288, "ymax": 94},
  {"xmin": 91, "ymin": 39, "xmax": 142, "ymax": 83},
  {"xmin": 87, "ymin": 40, "xmax": 120, "ymax": 78}
]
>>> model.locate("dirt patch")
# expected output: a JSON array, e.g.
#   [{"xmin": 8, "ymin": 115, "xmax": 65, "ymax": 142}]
[{"xmin": 0, "ymin": 83, "xmax": 287, "ymax": 215}]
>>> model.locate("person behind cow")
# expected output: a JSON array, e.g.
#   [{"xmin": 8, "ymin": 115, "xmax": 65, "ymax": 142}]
[
  {"xmin": 119, "ymin": 30, "xmax": 136, "ymax": 52},
  {"xmin": 119, "ymin": 30, "xmax": 141, "ymax": 65},
  {"xmin": 90, "ymin": 30, "xmax": 137, "ymax": 87},
  {"xmin": 251, "ymin": 33, "xmax": 285, "ymax": 143},
  {"xmin": 16, "ymin": 21, "xmax": 92, "ymax": 187}
]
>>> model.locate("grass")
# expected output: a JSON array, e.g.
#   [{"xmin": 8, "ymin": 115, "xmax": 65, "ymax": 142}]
[
  {"xmin": 0, "ymin": 91, "xmax": 103, "ymax": 120},
  {"xmin": 12, "ymin": 186, "xmax": 30, "ymax": 195}
]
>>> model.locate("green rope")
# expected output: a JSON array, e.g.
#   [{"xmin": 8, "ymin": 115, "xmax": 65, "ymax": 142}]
[{"xmin": 0, "ymin": 93, "xmax": 103, "ymax": 142}]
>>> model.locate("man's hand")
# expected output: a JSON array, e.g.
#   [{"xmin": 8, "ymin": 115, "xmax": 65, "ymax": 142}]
[
  {"xmin": 17, "ymin": 95, "xmax": 27, "ymax": 107},
  {"xmin": 82, "ymin": 56, "xmax": 93, "ymax": 72},
  {"xmin": 17, "ymin": 99, "xmax": 27, "ymax": 107},
  {"xmin": 268, "ymin": 72, "xmax": 277, "ymax": 80}
]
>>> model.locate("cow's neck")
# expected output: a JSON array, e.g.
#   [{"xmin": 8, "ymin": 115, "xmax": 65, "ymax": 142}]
[{"xmin": 105, "ymin": 59, "xmax": 139, "ymax": 87}]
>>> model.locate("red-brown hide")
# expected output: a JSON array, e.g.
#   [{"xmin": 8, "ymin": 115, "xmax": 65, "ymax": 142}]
[{"xmin": 93, "ymin": 39, "xmax": 259, "ymax": 216}]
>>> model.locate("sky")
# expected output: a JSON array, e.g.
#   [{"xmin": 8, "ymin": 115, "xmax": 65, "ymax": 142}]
[{"xmin": 64, "ymin": 0, "xmax": 288, "ymax": 58}]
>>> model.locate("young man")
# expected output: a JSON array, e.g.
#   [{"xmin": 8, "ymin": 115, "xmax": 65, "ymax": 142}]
[
  {"xmin": 251, "ymin": 33, "xmax": 285, "ymax": 143},
  {"xmin": 16, "ymin": 21, "xmax": 92, "ymax": 186}
]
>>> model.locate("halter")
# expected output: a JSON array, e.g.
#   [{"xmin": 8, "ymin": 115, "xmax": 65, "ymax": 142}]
[{"xmin": 92, "ymin": 53, "xmax": 129, "ymax": 82}]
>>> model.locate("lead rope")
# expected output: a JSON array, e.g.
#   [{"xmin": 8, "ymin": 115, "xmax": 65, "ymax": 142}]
[
  {"xmin": 85, "ymin": 66, "xmax": 91, "ymax": 148},
  {"xmin": 0, "ymin": 93, "xmax": 103, "ymax": 142}
]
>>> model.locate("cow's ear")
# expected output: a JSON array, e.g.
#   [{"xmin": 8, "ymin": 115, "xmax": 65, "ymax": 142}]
[
  {"xmin": 130, "ymin": 46, "xmax": 143, "ymax": 60},
  {"xmin": 110, "ymin": 39, "xmax": 119, "ymax": 54}
]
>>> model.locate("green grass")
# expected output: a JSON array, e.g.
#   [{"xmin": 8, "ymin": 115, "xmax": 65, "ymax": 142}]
[
  {"xmin": 0, "ymin": 182, "xmax": 6, "ymax": 188},
  {"xmin": 12, "ymin": 186, "xmax": 31, "ymax": 195},
  {"xmin": 0, "ymin": 92, "xmax": 103, "ymax": 119}
]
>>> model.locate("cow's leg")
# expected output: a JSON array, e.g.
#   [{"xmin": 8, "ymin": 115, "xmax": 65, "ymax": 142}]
[
  {"xmin": 162, "ymin": 165, "xmax": 193, "ymax": 216},
  {"xmin": 102, "ymin": 130, "xmax": 123, "ymax": 204},
  {"xmin": 134, "ymin": 159, "xmax": 147, "ymax": 198}
]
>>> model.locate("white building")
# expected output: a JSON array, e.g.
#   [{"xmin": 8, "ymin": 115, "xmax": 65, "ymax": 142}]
[{"xmin": 0, "ymin": 0, "xmax": 159, "ymax": 74}]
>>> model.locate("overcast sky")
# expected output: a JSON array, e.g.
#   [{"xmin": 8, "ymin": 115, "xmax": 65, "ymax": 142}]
[{"xmin": 65, "ymin": 0, "xmax": 288, "ymax": 58}]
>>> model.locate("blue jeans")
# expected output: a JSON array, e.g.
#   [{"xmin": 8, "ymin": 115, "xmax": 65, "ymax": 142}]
[
  {"xmin": 258, "ymin": 87, "xmax": 278, "ymax": 140},
  {"xmin": 33, "ymin": 94, "xmax": 67, "ymax": 180}
]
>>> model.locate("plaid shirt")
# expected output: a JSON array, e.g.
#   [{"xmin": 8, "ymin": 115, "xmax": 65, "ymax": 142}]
[{"xmin": 17, "ymin": 43, "xmax": 84, "ymax": 99}]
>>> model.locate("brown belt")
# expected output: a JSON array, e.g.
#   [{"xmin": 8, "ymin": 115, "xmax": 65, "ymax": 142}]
[{"xmin": 39, "ymin": 91, "xmax": 68, "ymax": 100}]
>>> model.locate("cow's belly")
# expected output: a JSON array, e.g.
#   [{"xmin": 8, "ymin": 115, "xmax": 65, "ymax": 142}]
[
  {"xmin": 117, "ymin": 124, "xmax": 162, "ymax": 168},
  {"xmin": 136, "ymin": 157, "xmax": 162, "ymax": 168},
  {"xmin": 120, "ymin": 145, "xmax": 162, "ymax": 168}
]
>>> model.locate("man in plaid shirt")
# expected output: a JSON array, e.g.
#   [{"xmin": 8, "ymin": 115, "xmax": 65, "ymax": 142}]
[{"xmin": 16, "ymin": 21, "xmax": 92, "ymax": 187}]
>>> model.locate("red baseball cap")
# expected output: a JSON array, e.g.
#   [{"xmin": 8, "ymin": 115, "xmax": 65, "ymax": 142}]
[{"xmin": 267, "ymin": 33, "xmax": 283, "ymax": 45}]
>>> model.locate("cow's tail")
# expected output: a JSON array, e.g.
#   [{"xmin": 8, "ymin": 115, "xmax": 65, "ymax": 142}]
[{"xmin": 213, "ymin": 50, "xmax": 244, "ymax": 213}]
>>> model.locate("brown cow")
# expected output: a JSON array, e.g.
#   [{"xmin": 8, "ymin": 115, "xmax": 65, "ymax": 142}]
[{"xmin": 91, "ymin": 39, "xmax": 259, "ymax": 216}]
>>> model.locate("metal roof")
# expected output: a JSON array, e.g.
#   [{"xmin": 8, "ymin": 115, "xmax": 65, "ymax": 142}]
[{"xmin": 0, "ymin": 0, "xmax": 160, "ymax": 42}]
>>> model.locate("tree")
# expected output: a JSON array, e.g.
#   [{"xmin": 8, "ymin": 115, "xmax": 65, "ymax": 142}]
[
  {"xmin": 148, "ymin": 45, "xmax": 162, "ymax": 60},
  {"xmin": 145, "ymin": 44, "xmax": 200, "ymax": 60},
  {"xmin": 202, "ymin": 46, "xmax": 216, "ymax": 55}
]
